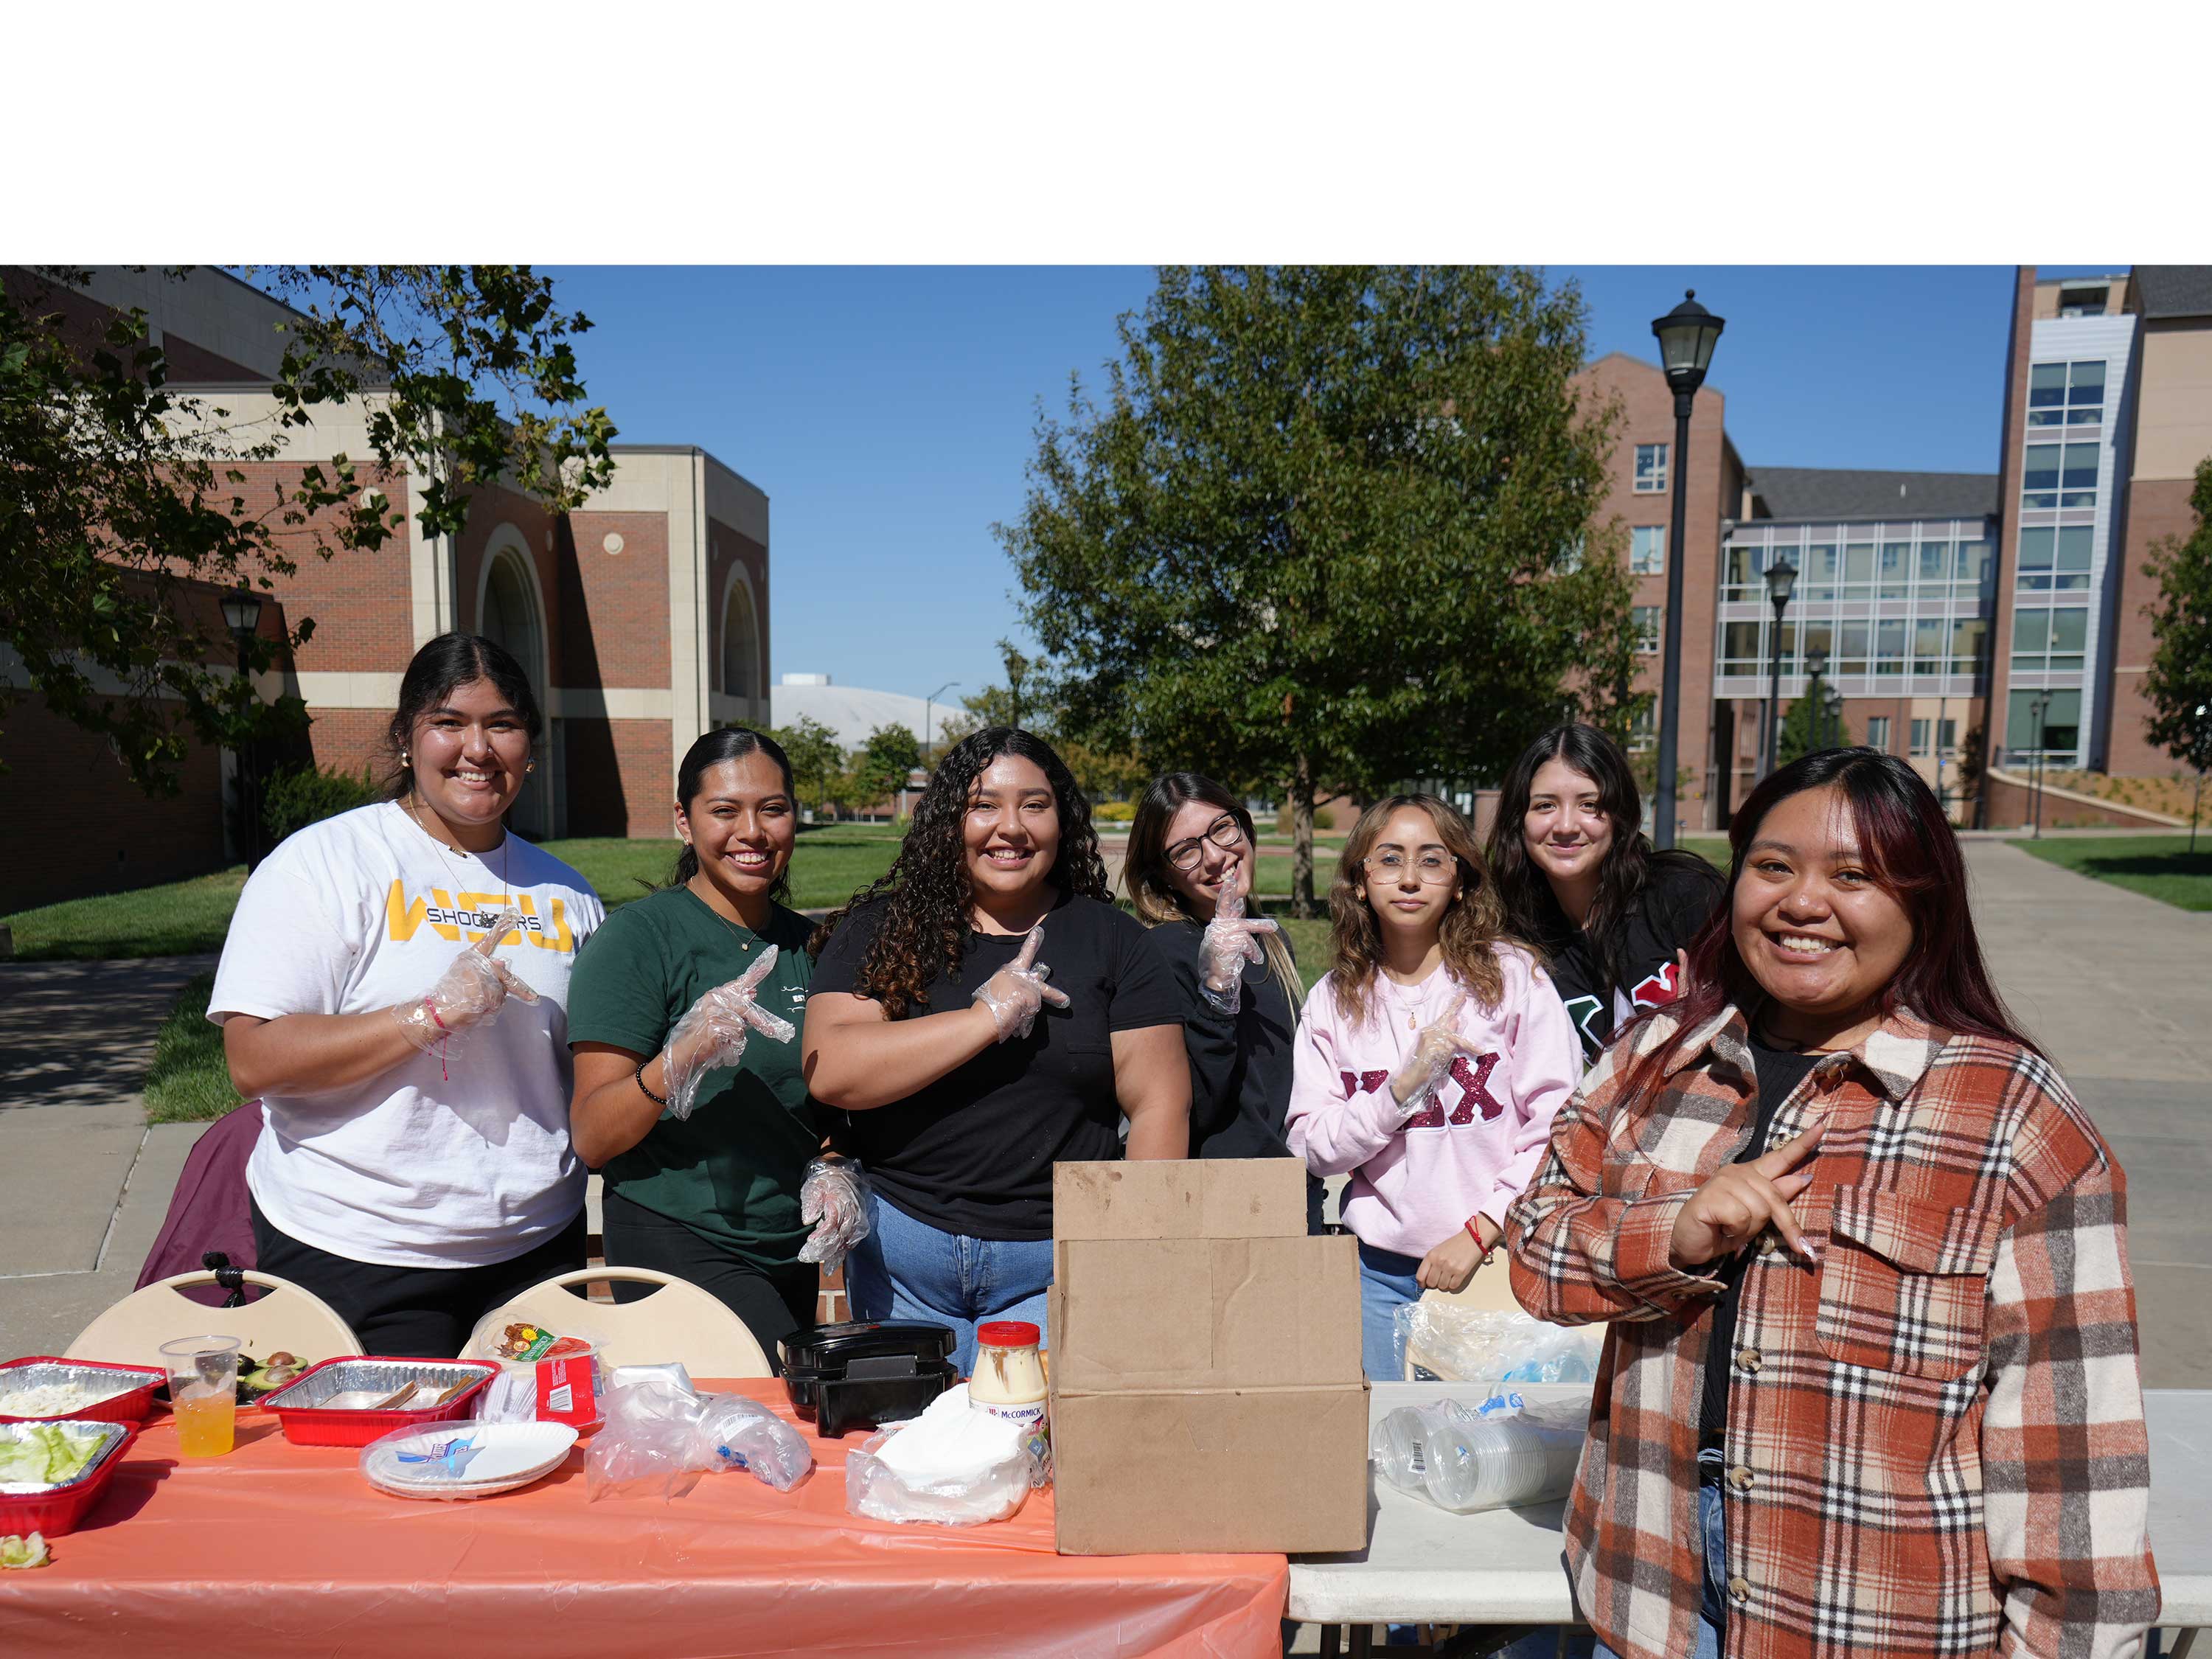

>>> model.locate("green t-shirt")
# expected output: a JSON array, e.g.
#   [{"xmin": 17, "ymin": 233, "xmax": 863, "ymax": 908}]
[{"xmin": 565, "ymin": 885, "xmax": 818, "ymax": 1269}]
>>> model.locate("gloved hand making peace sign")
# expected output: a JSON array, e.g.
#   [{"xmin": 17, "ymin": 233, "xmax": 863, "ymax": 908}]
[
  {"xmin": 1197, "ymin": 880, "xmax": 1279, "ymax": 1017},
  {"xmin": 1390, "ymin": 992, "xmax": 1486, "ymax": 1113},
  {"xmin": 393, "ymin": 908, "xmax": 540, "ymax": 1074},
  {"xmin": 971, "ymin": 923, "xmax": 1071, "ymax": 1042},
  {"xmin": 658, "ymin": 945, "xmax": 799, "ymax": 1121}
]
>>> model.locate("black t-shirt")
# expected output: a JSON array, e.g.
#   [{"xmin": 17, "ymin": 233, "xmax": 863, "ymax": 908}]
[
  {"xmin": 1539, "ymin": 858, "xmax": 1725, "ymax": 1065},
  {"xmin": 809, "ymin": 890, "xmax": 1182, "ymax": 1242},
  {"xmin": 1697, "ymin": 1031, "xmax": 1823, "ymax": 1447},
  {"xmin": 1142, "ymin": 919, "xmax": 1299, "ymax": 1161}
]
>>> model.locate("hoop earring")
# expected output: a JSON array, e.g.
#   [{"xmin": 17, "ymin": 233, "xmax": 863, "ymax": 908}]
[
  {"xmin": 526, "ymin": 761, "xmax": 536, "ymax": 774},
  {"xmin": 400, "ymin": 750, "xmax": 410, "ymax": 767}
]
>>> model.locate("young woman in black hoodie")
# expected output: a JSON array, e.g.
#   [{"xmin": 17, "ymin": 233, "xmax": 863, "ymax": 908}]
[
  {"xmin": 1486, "ymin": 724, "xmax": 1723, "ymax": 1069},
  {"xmin": 1124, "ymin": 773, "xmax": 1324, "ymax": 1231}
]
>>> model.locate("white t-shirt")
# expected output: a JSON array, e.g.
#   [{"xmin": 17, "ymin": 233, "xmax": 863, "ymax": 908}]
[{"xmin": 208, "ymin": 801, "xmax": 605, "ymax": 1270}]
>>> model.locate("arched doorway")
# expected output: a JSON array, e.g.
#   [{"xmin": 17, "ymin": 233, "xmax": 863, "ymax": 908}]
[
  {"xmin": 720, "ymin": 571, "xmax": 760, "ymax": 720},
  {"xmin": 477, "ymin": 540, "xmax": 550, "ymax": 838}
]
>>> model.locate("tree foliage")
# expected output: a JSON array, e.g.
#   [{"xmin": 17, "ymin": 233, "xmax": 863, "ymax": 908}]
[
  {"xmin": 853, "ymin": 722, "xmax": 924, "ymax": 804},
  {"xmin": 996, "ymin": 265, "xmax": 1638, "ymax": 911},
  {"xmin": 0, "ymin": 265, "xmax": 616, "ymax": 792},
  {"xmin": 1776, "ymin": 689, "xmax": 1854, "ymax": 768},
  {"xmin": 767, "ymin": 714, "xmax": 846, "ymax": 817},
  {"xmin": 2142, "ymin": 456, "xmax": 2212, "ymax": 773},
  {"xmin": 938, "ymin": 640, "xmax": 1148, "ymax": 801}
]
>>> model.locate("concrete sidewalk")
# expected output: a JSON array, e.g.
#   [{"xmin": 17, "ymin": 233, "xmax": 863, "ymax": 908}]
[{"xmin": 0, "ymin": 954, "xmax": 219, "ymax": 1357}]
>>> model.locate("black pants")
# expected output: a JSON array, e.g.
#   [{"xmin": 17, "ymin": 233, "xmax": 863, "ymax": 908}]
[
  {"xmin": 249, "ymin": 1196, "xmax": 588, "ymax": 1359},
  {"xmin": 599, "ymin": 1188, "xmax": 818, "ymax": 1374}
]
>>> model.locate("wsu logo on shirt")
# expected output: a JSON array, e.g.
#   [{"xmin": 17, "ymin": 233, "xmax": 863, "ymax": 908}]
[
  {"xmin": 1341, "ymin": 1057, "xmax": 1504, "ymax": 1132},
  {"xmin": 383, "ymin": 883, "xmax": 577, "ymax": 953}
]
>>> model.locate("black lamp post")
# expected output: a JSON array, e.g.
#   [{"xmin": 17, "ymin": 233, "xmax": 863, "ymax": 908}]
[
  {"xmin": 220, "ymin": 582, "xmax": 266, "ymax": 865},
  {"xmin": 1760, "ymin": 556, "xmax": 1798, "ymax": 778},
  {"xmin": 2028, "ymin": 689, "xmax": 2053, "ymax": 839},
  {"xmin": 1805, "ymin": 644, "xmax": 1830, "ymax": 754},
  {"xmin": 1649, "ymin": 289, "xmax": 1725, "ymax": 849}
]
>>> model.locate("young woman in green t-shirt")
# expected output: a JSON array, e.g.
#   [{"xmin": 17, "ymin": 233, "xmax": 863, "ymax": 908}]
[{"xmin": 566, "ymin": 728, "xmax": 864, "ymax": 1367}]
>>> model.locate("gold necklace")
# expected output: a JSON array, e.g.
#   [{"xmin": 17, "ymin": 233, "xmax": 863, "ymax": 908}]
[
  {"xmin": 688, "ymin": 876, "xmax": 765, "ymax": 954},
  {"xmin": 406, "ymin": 797, "xmax": 512, "ymax": 911}
]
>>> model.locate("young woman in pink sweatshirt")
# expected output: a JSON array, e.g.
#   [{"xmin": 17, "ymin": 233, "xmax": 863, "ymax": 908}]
[{"xmin": 1287, "ymin": 793, "xmax": 1582, "ymax": 1380}]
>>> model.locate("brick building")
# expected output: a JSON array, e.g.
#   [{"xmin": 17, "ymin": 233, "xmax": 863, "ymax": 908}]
[{"xmin": 0, "ymin": 268, "xmax": 772, "ymax": 914}]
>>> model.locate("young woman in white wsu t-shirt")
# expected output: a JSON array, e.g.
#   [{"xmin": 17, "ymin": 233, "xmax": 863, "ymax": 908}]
[{"xmin": 209, "ymin": 636, "xmax": 602, "ymax": 1357}]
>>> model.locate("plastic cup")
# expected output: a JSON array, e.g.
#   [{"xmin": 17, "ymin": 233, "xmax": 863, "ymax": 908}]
[{"xmin": 160, "ymin": 1335, "xmax": 242, "ymax": 1458}]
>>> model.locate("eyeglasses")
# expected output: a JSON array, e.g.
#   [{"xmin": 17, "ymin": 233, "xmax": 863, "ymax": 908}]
[
  {"xmin": 1166, "ymin": 812, "xmax": 1244, "ymax": 872},
  {"xmin": 1362, "ymin": 850, "xmax": 1458, "ymax": 885}
]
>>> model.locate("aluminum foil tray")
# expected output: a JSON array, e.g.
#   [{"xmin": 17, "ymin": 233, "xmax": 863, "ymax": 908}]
[
  {"xmin": 263, "ymin": 1357, "xmax": 492, "ymax": 1412},
  {"xmin": 0, "ymin": 1418, "xmax": 133, "ymax": 1495},
  {"xmin": 0, "ymin": 1359, "xmax": 159, "ymax": 1422}
]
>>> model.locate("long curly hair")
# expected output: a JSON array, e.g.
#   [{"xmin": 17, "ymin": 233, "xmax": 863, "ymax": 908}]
[
  {"xmin": 1329, "ymin": 793, "xmax": 1517, "ymax": 1028},
  {"xmin": 808, "ymin": 727, "xmax": 1110, "ymax": 1018}
]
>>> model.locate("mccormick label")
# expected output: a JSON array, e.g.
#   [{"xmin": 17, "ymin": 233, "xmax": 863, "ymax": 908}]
[
  {"xmin": 534, "ymin": 1352, "xmax": 603, "ymax": 1430},
  {"xmin": 974, "ymin": 1397, "xmax": 1051, "ymax": 1469}
]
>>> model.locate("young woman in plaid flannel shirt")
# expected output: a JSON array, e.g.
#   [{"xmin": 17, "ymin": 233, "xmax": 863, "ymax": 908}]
[{"xmin": 1507, "ymin": 750, "xmax": 2159, "ymax": 1659}]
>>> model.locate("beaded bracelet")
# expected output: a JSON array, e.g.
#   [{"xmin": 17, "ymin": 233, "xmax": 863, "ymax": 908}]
[{"xmin": 634, "ymin": 1058, "xmax": 668, "ymax": 1107}]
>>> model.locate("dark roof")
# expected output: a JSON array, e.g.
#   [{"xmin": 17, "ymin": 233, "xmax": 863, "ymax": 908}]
[
  {"xmin": 2134, "ymin": 267, "xmax": 2212, "ymax": 319},
  {"xmin": 1745, "ymin": 466, "xmax": 1997, "ymax": 522}
]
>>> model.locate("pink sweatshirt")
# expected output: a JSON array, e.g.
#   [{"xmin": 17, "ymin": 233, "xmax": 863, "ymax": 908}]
[{"xmin": 1287, "ymin": 945, "xmax": 1580, "ymax": 1260}]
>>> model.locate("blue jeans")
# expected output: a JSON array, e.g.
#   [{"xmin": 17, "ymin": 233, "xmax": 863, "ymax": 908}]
[
  {"xmin": 1591, "ymin": 1450, "xmax": 1728, "ymax": 1659},
  {"xmin": 845, "ymin": 1190, "xmax": 1053, "ymax": 1377},
  {"xmin": 1357, "ymin": 1241, "xmax": 1425, "ymax": 1381}
]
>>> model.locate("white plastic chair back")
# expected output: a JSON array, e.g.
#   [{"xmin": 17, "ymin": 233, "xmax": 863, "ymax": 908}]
[
  {"xmin": 479, "ymin": 1266, "xmax": 773, "ymax": 1378},
  {"xmin": 66, "ymin": 1270, "xmax": 364, "ymax": 1368}
]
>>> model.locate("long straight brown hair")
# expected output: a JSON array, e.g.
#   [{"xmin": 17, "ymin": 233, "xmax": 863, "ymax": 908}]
[
  {"xmin": 1329, "ymin": 793, "xmax": 1517, "ymax": 1028},
  {"xmin": 1622, "ymin": 748, "xmax": 2038, "ymax": 1100},
  {"xmin": 1124, "ymin": 772, "xmax": 1300, "ymax": 995}
]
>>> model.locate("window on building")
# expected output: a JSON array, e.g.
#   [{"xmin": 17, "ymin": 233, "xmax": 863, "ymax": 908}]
[
  {"xmin": 1910, "ymin": 718, "xmax": 1933, "ymax": 757},
  {"xmin": 1879, "ymin": 541, "xmax": 1910, "ymax": 599},
  {"xmin": 1556, "ymin": 535, "xmax": 1585, "ymax": 573},
  {"xmin": 2017, "ymin": 525, "xmax": 2094, "ymax": 593},
  {"xmin": 1872, "ymin": 619, "xmax": 1905, "ymax": 678},
  {"xmin": 2028, "ymin": 360, "xmax": 2106, "ymax": 428},
  {"xmin": 1867, "ymin": 716, "xmax": 1892, "ymax": 752},
  {"xmin": 1803, "ymin": 541, "xmax": 1838, "ymax": 602},
  {"xmin": 1917, "ymin": 536, "xmax": 1953, "ymax": 582},
  {"xmin": 1723, "ymin": 543, "xmax": 1761, "ymax": 598},
  {"xmin": 1627, "ymin": 705, "xmax": 1655, "ymax": 752},
  {"xmin": 2007, "ymin": 688, "xmax": 2082, "ymax": 759},
  {"xmin": 1955, "ymin": 538, "xmax": 1992, "ymax": 585},
  {"xmin": 1950, "ymin": 616, "xmax": 1987, "ymax": 676},
  {"xmin": 1801, "ymin": 619, "xmax": 1834, "ymax": 665},
  {"xmin": 1630, "ymin": 526, "xmax": 1666, "ymax": 574},
  {"xmin": 2056, "ymin": 287, "xmax": 2108, "ymax": 319},
  {"xmin": 1843, "ymin": 543, "xmax": 1875, "ymax": 593},
  {"xmin": 1940, "ymin": 717, "xmax": 1958, "ymax": 751},
  {"xmin": 1912, "ymin": 618, "xmax": 1946, "ymax": 672},
  {"xmin": 1836, "ymin": 619, "xmax": 1871, "ymax": 677},
  {"xmin": 2022, "ymin": 442, "xmax": 2099, "ymax": 510},
  {"xmin": 1632, "ymin": 605, "xmax": 1663, "ymax": 654},
  {"xmin": 1633, "ymin": 444, "xmax": 1668, "ymax": 493},
  {"xmin": 2011, "ymin": 605, "xmax": 2090, "ymax": 675},
  {"xmin": 1721, "ymin": 619, "xmax": 1762, "ymax": 674}
]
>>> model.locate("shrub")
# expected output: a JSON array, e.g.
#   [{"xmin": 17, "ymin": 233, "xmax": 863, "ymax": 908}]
[
  {"xmin": 1091, "ymin": 801, "xmax": 1135, "ymax": 823},
  {"xmin": 261, "ymin": 762, "xmax": 383, "ymax": 846}
]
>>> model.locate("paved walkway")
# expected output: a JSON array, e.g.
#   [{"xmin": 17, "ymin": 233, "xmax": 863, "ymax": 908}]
[{"xmin": 0, "ymin": 954, "xmax": 220, "ymax": 1357}]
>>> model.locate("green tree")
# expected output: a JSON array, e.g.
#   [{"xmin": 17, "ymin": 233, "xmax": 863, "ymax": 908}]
[
  {"xmin": 854, "ymin": 723, "xmax": 924, "ymax": 805},
  {"xmin": 998, "ymin": 265, "xmax": 1637, "ymax": 914},
  {"xmin": 2141, "ymin": 456, "xmax": 2212, "ymax": 782},
  {"xmin": 938, "ymin": 653, "xmax": 1150, "ymax": 802},
  {"xmin": 0, "ymin": 265, "xmax": 616, "ymax": 792},
  {"xmin": 767, "ymin": 714, "xmax": 845, "ymax": 818},
  {"xmin": 1776, "ymin": 692, "xmax": 1854, "ymax": 768}
]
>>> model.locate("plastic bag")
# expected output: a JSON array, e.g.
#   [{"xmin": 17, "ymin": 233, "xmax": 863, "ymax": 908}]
[
  {"xmin": 1371, "ymin": 1391, "xmax": 1586, "ymax": 1514},
  {"xmin": 584, "ymin": 1376, "xmax": 812, "ymax": 1502},
  {"xmin": 844, "ymin": 1385, "xmax": 1037, "ymax": 1526},
  {"xmin": 1392, "ymin": 1301, "xmax": 1603, "ymax": 1383}
]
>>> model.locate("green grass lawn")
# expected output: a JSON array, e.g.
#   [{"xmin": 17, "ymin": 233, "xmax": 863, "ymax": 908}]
[
  {"xmin": 143, "ymin": 971, "xmax": 245, "ymax": 1124},
  {"xmin": 2017, "ymin": 835, "xmax": 2212, "ymax": 912},
  {"xmin": 2, "ymin": 867, "xmax": 250, "ymax": 961}
]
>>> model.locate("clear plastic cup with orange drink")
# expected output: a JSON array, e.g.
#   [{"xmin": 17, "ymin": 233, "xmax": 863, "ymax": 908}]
[{"xmin": 159, "ymin": 1336, "xmax": 242, "ymax": 1458}]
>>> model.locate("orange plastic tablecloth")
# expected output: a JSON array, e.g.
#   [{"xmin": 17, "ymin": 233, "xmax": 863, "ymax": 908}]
[{"xmin": 0, "ymin": 1380, "xmax": 1288, "ymax": 1658}]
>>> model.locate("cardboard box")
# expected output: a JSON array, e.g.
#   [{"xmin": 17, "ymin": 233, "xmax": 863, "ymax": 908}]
[{"xmin": 1049, "ymin": 1159, "xmax": 1369, "ymax": 1556}]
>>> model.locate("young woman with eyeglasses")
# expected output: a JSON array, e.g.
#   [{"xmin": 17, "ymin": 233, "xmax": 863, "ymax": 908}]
[
  {"xmin": 1123, "ymin": 774, "xmax": 1325, "ymax": 1230},
  {"xmin": 1487, "ymin": 723, "xmax": 1723, "ymax": 1069},
  {"xmin": 1286, "ymin": 793, "xmax": 1581, "ymax": 1379}
]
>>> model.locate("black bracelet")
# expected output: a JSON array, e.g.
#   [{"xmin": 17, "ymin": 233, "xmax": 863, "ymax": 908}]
[{"xmin": 634, "ymin": 1059, "xmax": 668, "ymax": 1106}]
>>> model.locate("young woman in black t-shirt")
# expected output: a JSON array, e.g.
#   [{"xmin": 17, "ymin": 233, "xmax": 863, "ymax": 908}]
[
  {"xmin": 1486, "ymin": 723, "xmax": 1723, "ymax": 1068},
  {"xmin": 802, "ymin": 728, "xmax": 1189, "ymax": 1372}
]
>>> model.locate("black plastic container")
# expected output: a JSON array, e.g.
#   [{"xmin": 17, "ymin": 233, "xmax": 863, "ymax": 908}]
[{"xmin": 779, "ymin": 1320, "xmax": 959, "ymax": 1439}]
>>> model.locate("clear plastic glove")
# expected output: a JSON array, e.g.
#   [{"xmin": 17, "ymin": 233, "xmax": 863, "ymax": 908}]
[
  {"xmin": 1196, "ymin": 886, "xmax": 1278, "ymax": 1015},
  {"xmin": 660, "ymin": 946, "xmax": 797, "ymax": 1121},
  {"xmin": 971, "ymin": 925, "xmax": 1070, "ymax": 1042},
  {"xmin": 1391, "ymin": 992, "xmax": 1481, "ymax": 1110},
  {"xmin": 392, "ymin": 909, "xmax": 539, "ymax": 1071},
  {"xmin": 797, "ymin": 1158, "xmax": 871, "ymax": 1273}
]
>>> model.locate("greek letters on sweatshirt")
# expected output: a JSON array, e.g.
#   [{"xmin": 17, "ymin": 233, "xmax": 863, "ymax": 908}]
[{"xmin": 1285, "ymin": 945, "xmax": 1580, "ymax": 1259}]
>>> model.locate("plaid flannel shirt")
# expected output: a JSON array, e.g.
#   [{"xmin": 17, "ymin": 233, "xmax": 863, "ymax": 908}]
[{"xmin": 1505, "ymin": 1003, "xmax": 2159, "ymax": 1659}]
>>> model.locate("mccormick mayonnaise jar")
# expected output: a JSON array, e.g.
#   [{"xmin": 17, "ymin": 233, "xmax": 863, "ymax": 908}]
[{"xmin": 967, "ymin": 1320, "xmax": 1048, "ymax": 1465}]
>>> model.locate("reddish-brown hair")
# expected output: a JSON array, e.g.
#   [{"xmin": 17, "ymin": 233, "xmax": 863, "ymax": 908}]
[{"xmin": 1622, "ymin": 748, "xmax": 2037, "ymax": 1094}]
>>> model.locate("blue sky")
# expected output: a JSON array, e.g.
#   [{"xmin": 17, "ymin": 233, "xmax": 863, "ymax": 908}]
[{"xmin": 541, "ymin": 264, "xmax": 2121, "ymax": 709}]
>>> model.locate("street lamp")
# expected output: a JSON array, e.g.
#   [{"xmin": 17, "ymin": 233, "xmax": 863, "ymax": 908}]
[
  {"xmin": 221, "ymin": 582, "xmax": 265, "ymax": 864},
  {"xmin": 1804, "ymin": 644, "xmax": 1830, "ymax": 754},
  {"xmin": 1760, "ymin": 556, "xmax": 1798, "ymax": 779},
  {"xmin": 1649, "ymin": 289, "xmax": 1725, "ymax": 849},
  {"xmin": 2028, "ymin": 689, "xmax": 2054, "ymax": 839},
  {"xmin": 923, "ymin": 681, "xmax": 959, "ymax": 766}
]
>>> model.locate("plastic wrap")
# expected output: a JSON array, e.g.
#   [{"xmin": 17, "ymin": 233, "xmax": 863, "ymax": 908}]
[
  {"xmin": 1388, "ymin": 992, "xmax": 1476, "ymax": 1113},
  {"xmin": 796, "ymin": 1158, "xmax": 872, "ymax": 1274},
  {"xmin": 971, "ymin": 925, "xmax": 1071, "ymax": 1041},
  {"xmin": 1370, "ymin": 1392, "xmax": 1586, "ymax": 1514},
  {"xmin": 584, "ymin": 1377, "xmax": 811, "ymax": 1502},
  {"xmin": 658, "ymin": 947, "xmax": 798, "ymax": 1121},
  {"xmin": 1195, "ymin": 889, "xmax": 1275, "ymax": 1015},
  {"xmin": 843, "ymin": 1384, "xmax": 1036, "ymax": 1526},
  {"xmin": 1393, "ymin": 1301, "xmax": 1603, "ymax": 1383},
  {"xmin": 390, "ymin": 909, "xmax": 538, "ymax": 1069}
]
